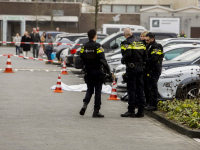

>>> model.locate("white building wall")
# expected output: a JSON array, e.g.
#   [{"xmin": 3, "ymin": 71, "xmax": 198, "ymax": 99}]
[{"xmin": 141, "ymin": 12, "xmax": 200, "ymax": 38}]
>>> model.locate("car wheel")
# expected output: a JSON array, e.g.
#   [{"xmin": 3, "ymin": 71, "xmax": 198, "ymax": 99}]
[{"xmin": 179, "ymin": 85, "xmax": 200, "ymax": 99}]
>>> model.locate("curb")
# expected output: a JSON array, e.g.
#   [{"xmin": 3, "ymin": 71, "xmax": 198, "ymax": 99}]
[{"xmin": 144, "ymin": 110, "xmax": 200, "ymax": 138}]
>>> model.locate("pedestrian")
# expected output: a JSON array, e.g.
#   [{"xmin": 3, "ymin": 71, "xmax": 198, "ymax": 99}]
[
  {"xmin": 13, "ymin": 33, "xmax": 21, "ymax": 55},
  {"xmin": 179, "ymin": 30, "xmax": 186, "ymax": 38},
  {"xmin": 79, "ymin": 29, "xmax": 112, "ymax": 118},
  {"xmin": 41, "ymin": 32, "xmax": 46, "ymax": 53},
  {"xmin": 145, "ymin": 32, "xmax": 164, "ymax": 111},
  {"xmin": 36, "ymin": 27, "xmax": 40, "ymax": 33},
  {"xmin": 45, "ymin": 34, "xmax": 54, "ymax": 64},
  {"xmin": 56, "ymin": 27, "xmax": 59, "ymax": 32},
  {"xmin": 120, "ymin": 28, "xmax": 146, "ymax": 118},
  {"xmin": 30, "ymin": 28, "xmax": 41, "ymax": 58},
  {"xmin": 21, "ymin": 31, "xmax": 31, "ymax": 58}
]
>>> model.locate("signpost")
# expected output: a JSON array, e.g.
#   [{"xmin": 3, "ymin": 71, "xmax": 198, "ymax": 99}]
[{"xmin": 150, "ymin": 18, "xmax": 180, "ymax": 35}]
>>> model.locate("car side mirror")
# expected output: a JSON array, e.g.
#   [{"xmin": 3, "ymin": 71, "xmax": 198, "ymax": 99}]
[{"xmin": 111, "ymin": 43, "xmax": 119, "ymax": 49}]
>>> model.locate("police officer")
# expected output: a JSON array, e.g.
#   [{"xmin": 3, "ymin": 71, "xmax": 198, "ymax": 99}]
[
  {"xmin": 121, "ymin": 28, "xmax": 146, "ymax": 118},
  {"xmin": 179, "ymin": 30, "xmax": 186, "ymax": 38},
  {"xmin": 145, "ymin": 32, "xmax": 164, "ymax": 111},
  {"xmin": 79, "ymin": 29, "xmax": 111, "ymax": 118}
]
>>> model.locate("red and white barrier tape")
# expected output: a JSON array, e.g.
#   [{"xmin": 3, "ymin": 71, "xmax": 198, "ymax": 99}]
[
  {"xmin": 1, "ymin": 54, "xmax": 61, "ymax": 63},
  {"xmin": 0, "ymin": 41, "xmax": 82, "ymax": 46}
]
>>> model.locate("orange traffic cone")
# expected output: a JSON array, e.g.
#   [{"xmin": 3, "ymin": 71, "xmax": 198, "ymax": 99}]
[
  {"xmin": 61, "ymin": 61, "xmax": 68, "ymax": 75},
  {"xmin": 4, "ymin": 54, "xmax": 14, "ymax": 73},
  {"xmin": 54, "ymin": 74, "xmax": 63, "ymax": 93},
  {"xmin": 108, "ymin": 80, "xmax": 119, "ymax": 100}
]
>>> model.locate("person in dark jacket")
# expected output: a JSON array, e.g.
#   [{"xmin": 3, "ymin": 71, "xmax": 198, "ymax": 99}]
[
  {"xmin": 145, "ymin": 32, "xmax": 164, "ymax": 111},
  {"xmin": 21, "ymin": 31, "xmax": 31, "ymax": 58},
  {"xmin": 30, "ymin": 28, "xmax": 41, "ymax": 58},
  {"xmin": 79, "ymin": 29, "xmax": 111, "ymax": 118},
  {"xmin": 121, "ymin": 28, "xmax": 146, "ymax": 118}
]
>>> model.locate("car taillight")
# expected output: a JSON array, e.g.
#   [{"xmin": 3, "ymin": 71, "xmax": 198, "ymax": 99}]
[{"xmin": 70, "ymin": 49, "xmax": 77, "ymax": 54}]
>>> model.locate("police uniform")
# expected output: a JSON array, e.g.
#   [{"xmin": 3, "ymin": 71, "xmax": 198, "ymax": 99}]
[
  {"xmin": 80, "ymin": 39, "xmax": 110, "ymax": 117},
  {"xmin": 179, "ymin": 34, "xmax": 186, "ymax": 38},
  {"xmin": 146, "ymin": 40, "xmax": 164, "ymax": 109},
  {"xmin": 121, "ymin": 35, "xmax": 146, "ymax": 116}
]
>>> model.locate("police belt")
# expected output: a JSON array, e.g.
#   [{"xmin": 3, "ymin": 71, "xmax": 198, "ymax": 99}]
[{"xmin": 126, "ymin": 63, "xmax": 142, "ymax": 68}]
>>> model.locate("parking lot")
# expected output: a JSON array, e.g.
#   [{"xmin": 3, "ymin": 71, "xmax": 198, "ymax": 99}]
[{"xmin": 0, "ymin": 47, "xmax": 200, "ymax": 150}]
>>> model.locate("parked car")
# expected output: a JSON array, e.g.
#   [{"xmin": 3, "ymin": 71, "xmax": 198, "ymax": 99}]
[
  {"xmin": 117, "ymin": 64, "xmax": 200, "ymax": 100},
  {"xmin": 159, "ymin": 38, "xmax": 200, "ymax": 48},
  {"xmin": 73, "ymin": 36, "xmax": 106, "ymax": 68},
  {"xmin": 116, "ymin": 48, "xmax": 200, "ymax": 88},
  {"xmin": 110, "ymin": 43, "xmax": 200, "ymax": 73},
  {"xmin": 158, "ymin": 65, "xmax": 200, "ymax": 100}
]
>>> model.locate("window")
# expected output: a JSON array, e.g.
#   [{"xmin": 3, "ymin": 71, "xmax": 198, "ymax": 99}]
[
  {"xmin": 109, "ymin": 36, "xmax": 126, "ymax": 50},
  {"xmin": 164, "ymin": 48, "xmax": 185, "ymax": 60},
  {"xmin": 102, "ymin": 5, "xmax": 111, "ymax": 12},
  {"xmin": 106, "ymin": 28, "xmax": 120, "ymax": 35},
  {"xmin": 113, "ymin": 5, "xmax": 126, "ymax": 13},
  {"xmin": 135, "ymin": 5, "xmax": 140, "ymax": 12},
  {"xmin": 164, "ymin": 42, "xmax": 183, "ymax": 48},
  {"xmin": 127, "ymin": 6, "xmax": 135, "ymax": 13}
]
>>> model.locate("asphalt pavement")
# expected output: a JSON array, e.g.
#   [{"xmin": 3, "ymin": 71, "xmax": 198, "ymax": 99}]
[{"xmin": 0, "ymin": 47, "xmax": 200, "ymax": 150}]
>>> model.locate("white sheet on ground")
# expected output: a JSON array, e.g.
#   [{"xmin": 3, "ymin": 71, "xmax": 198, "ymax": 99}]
[{"xmin": 50, "ymin": 82, "xmax": 112, "ymax": 94}]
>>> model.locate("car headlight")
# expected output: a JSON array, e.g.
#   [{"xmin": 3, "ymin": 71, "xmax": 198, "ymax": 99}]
[
  {"xmin": 163, "ymin": 82, "xmax": 174, "ymax": 87},
  {"xmin": 160, "ymin": 73, "xmax": 183, "ymax": 79}
]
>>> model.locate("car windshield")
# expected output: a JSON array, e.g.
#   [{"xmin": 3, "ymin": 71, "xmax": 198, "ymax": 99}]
[
  {"xmin": 172, "ymin": 50, "xmax": 200, "ymax": 61},
  {"xmin": 100, "ymin": 32, "xmax": 122, "ymax": 45}
]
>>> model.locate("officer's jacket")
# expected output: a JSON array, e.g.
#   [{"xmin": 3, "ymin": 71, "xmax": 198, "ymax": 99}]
[
  {"xmin": 80, "ymin": 40, "xmax": 110, "ymax": 77},
  {"xmin": 179, "ymin": 34, "xmax": 186, "ymax": 38},
  {"xmin": 121, "ymin": 35, "xmax": 146, "ymax": 65},
  {"xmin": 146, "ymin": 40, "xmax": 164, "ymax": 68}
]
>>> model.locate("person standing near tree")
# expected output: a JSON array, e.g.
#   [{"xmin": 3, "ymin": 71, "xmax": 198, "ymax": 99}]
[
  {"xmin": 30, "ymin": 28, "xmax": 41, "ymax": 58},
  {"xmin": 13, "ymin": 33, "xmax": 21, "ymax": 55}
]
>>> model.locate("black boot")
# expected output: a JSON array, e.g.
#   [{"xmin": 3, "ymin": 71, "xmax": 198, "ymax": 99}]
[
  {"xmin": 79, "ymin": 102, "xmax": 88, "ymax": 116},
  {"xmin": 121, "ymin": 111, "xmax": 135, "ymax": 118},
  {"xmin": 92, "ymin": 108, "xmax": 104, "ymax": 118}
]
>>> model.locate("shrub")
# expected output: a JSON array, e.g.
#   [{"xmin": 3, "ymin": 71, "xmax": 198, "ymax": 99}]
[{"xmin": 157, "ymin": 99, "xmax": 200, "ymax": 129}]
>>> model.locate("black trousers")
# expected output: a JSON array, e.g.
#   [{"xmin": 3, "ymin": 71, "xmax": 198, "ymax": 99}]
[
  {"xmin": 126, "ymin": 71, "xmax": 145, "ymax": 113},
  {"xmin": 83, "ymin": 80, "xmax": 103, "ymax": 109},
  {"xmin": 143, "ymin": 72, "xmax": 150, "ymax": 105},
  {"xmin": 149, "ymin": 69, "xmax": 161, "ymax": 107}
]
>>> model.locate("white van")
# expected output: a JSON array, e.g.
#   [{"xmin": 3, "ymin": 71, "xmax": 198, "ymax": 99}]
[{"xmin": 102, "ymin": 24, "xmax": 146, "ymax": 35}]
